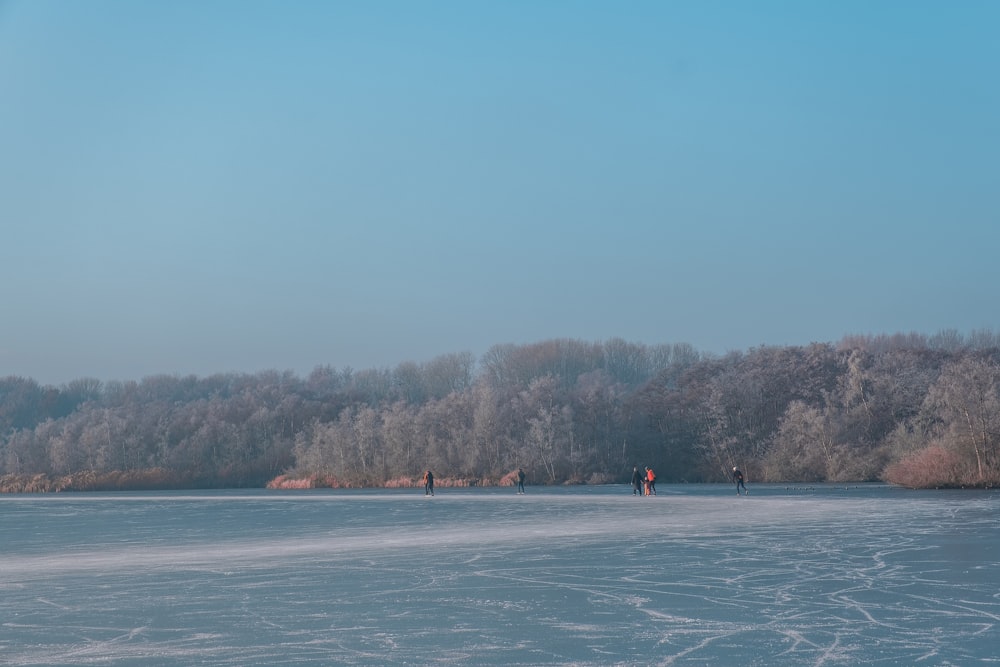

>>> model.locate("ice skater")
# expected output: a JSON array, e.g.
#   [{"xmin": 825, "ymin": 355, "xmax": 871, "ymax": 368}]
[
  {"xmin": 516, "ymin": 468, "xmax": 526, "ymax": 494},
  {"xmin": 423, "ymin": 469, "xmax": 434, "ymax": 496},
  {"xmin": 631, "ymin": 466, "xmax": 644, "ymax": 495},
  {"xmin": 732, "ymin": 466, "xmax": 747, "ymax": 495},
  {"xmin": 645, "ymin": 466, "xmax": 656, "ymax": 495}
]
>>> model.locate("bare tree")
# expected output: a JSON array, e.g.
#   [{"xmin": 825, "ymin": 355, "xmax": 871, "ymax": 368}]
[
  {"xmin": 921, "ymin": 355, "xmax": 1000, "ymax": 483},
  {"xmin": 765, "ymin": 401, "xmax": 832, "ymax": 482}
]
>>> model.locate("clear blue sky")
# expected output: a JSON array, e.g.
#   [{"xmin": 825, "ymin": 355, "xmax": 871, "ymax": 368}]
[{"xmin": 2, "ymin": 1, "xmax": 998, "ymax": 386}]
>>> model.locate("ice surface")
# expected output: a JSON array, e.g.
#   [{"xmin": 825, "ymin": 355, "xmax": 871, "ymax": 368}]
[{"xmin": 1, "ymin": 485, "xmax": 998, "ymax": 666}]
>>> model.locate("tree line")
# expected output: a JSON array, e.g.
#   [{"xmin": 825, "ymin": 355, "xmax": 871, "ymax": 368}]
[{"xmin": 2, "ymin": 331, "xmax": 1000, "ymax": 492}]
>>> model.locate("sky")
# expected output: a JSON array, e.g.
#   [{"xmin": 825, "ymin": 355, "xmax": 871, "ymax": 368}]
[{"xmin": 2, "ymin": 1, "xmax": 998, "ymax": 386}]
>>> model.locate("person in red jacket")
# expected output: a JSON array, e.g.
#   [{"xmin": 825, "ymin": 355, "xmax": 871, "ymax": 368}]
[{"xmin": 645, "ymin": 466, "xmax": 656, "ymax": 496}]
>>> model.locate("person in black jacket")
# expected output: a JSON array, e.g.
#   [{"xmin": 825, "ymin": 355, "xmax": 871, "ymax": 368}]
[
  {"xmin": 631, "ymin": 466, "xmax": 644, "ymax": 495},
  {"xmin": 732, "ymin": 467, "xmax": 747, "ymax": 495},
  {"xmin": 423, "ymin": 470, "xmax": 434, "ymax": 496}
]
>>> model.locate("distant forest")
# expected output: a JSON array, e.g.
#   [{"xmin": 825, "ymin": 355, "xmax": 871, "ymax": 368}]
[{"xmin": 3, "ymin": 331, "xmax": 1000, "ymax": 492}]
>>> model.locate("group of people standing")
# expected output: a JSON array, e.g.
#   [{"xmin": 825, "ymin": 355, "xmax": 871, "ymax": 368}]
[
  {"xmin": 631, "ymin": 466, "xmax": 657, "ymax": 496},
  {"xmin": 423, "ymin": 465, "xmax": 746, "ymax": 497},
  {"xmin": 631, "ymin": 465, "xmax": 748, "ymax": 495},
  {"xmin": 423, "ymin": 467, "xmax": 527, "ymax": 496}
]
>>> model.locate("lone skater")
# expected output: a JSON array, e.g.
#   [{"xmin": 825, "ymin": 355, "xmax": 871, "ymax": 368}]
[
  {"xmin": 517, "ymin": 468, "xmax": 526, "ymax": 494},
  {"xmin": 423, "ymin": 469, "xmax": 434, "ymax": 496},
  {"xmin": 631, "ymin": 466, "xmax": 643, "ymax": 495},
  {"xmin": 732, "ymin": 467, "xmax": 747, "ymax": 495}
]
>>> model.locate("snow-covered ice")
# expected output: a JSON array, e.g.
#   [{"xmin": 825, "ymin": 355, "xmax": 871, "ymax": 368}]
[{"xmin": 1, "ymin": 485, "xmax": 997, "ymax": 665}]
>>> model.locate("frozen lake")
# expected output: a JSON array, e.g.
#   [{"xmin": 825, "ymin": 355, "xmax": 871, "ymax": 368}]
[{"xmin": 1, "ymin": 484, "xmax": 998, "ymax": 666}]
